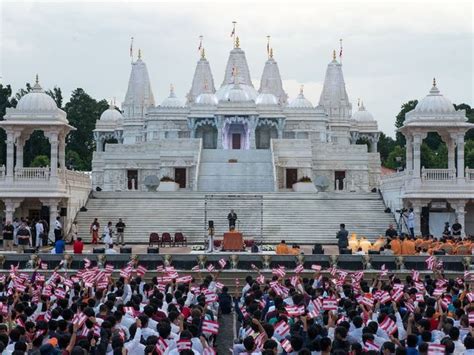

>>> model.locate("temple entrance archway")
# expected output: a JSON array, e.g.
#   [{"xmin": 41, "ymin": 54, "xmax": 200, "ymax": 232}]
[
  {"xmin": 195, "ymin": 125, "xmax": 217, "ymax": 149},
  {"xmin": 256, "ymin": 125, "xmax": 278, "ymax": 149}
]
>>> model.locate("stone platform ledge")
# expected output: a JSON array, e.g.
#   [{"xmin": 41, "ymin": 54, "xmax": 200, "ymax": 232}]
[{"xmin": 0, "ymin": 254, "xmax": 471, "ymax": 273}]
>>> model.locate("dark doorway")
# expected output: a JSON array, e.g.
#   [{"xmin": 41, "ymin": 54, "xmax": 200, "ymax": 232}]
[
  {"xmin": 286, "ymin": 169, "xmax": 298, "ymax": 189},
  {"xmin": 127, "ymin": 170, "xmax": 138, "ymax": 190},
  {"xmin": 232, "ymin": 134, "xmax": 241, "ymax": 149},
  {"xmin": 335, "ymin": 171, "xmax": 346, "ymax": 190},
  {"xmin": 175, "ymin": 168, "xmax": 186, "ymax": 188}
]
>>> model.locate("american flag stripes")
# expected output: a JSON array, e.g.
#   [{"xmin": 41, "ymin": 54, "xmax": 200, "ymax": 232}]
[
  {"xmin": 427, "ymin": 344, "xmax": 445, "ymax": 355},
  {"xmin": 281, "ymin": 339, "xmax": 293, "ymax": 353},
  {"xmin": 311, "ymin": 264, "xmax": 322, "ymax": 271},
  {"xmin": 380, "ymin": 264, "xmax": 388, "ymax": 277},
  {"xmin": 72, "ymin": 313, "xmax": 88, "ymax": 327},
  {"xmin": 256, "ymin": 274, "xmax": 265, "ymax": 284},
  {"xmin": 176, "ymin": 339, "xmax": 192, "ymax": 351},
  {"xmin": 136, "ymin": 265, "xmax": 147, "ymax": 276},
  {"xmin": 412, "ymin": 270, "xmax": 420, "ymax": 281},
  {"xmin": 379, "ymin": 316, "xmax": 397, "ymax": 335},
  {"xmin": 207, "ymin": 264, "xmax": 215, "ymax": 272},
  {"xmin": 272, "ymin": 267, "xmax": 286, "ymax": 278},
  {"xmin": 54, "ymin": 288, "xmax": 66, "ymax": 299},
  {"xmin": 274, "ymin": 321, "xmax": 290, "ymax": 338},
  {"xmin": 218, "ymin": 258, "xmax": 227, "ymax": 268},
  {"xmin": 285, "ymin": 305, "xmax": 305, "ymax": 317},
  {"xmin": 469, "ymin": 312, "xmax": 474, "ymax": 325},
  {"xmin": 426, "ymin": 256, "xmax": 436, "ymax": 270},
  {"xmin": 202, "ymin": 320, "xmax": 219, "ymax": 334},
  {"xmin": 203, "ymin": 347, "xmax": 216, "ymax": 355},
  {"xmin": 295, "ymin": 264, "xmax": 304, "ymax": 274},
  {"xmin": 467, "ymin": 292, "xmax": 474, "ymax": 303},
  {"xmin": 322, "ymin": 298, "xmax": 338, "ymax": 311},
  {"xmin": 364, "ymin": 340, "xmax": 379, "ymax": 351}
]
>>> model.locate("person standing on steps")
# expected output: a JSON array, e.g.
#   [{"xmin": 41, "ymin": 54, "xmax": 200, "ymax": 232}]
[
  {"xmin": 336, "ymin": 223, "xmax": 349, "ymax": 253},
  {"xmin": 227, "ymin": 209, "xmax": 238, "ymax": 230},
  {"xmin": 2, "ymin": 221, "xmax": 14, "ymax": 251},
  {"xmin": 115, "ymin": 218, "xmax": 126, "ymax": 246},
  {"xmin": 90, "ymin": 218, "xmax": 100, "ymax": 244},
  {"xmin": 103, "ymin": 221, "xmax": 113, "ymax": 246},
  {"xmin": 35, "ymin": 219, "xmax": 44, "ymax": 250}
]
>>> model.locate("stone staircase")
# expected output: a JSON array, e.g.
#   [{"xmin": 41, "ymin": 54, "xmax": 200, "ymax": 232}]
[
  {"xmin": 197, "ymin": 149, "xmax": 275, "ymax": 192},
  {"xmin": 75, "ymin": 191, "xmax": 395, "ymax": 245}
]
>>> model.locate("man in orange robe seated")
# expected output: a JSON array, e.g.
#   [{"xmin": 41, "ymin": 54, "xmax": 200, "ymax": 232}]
[
  {"xmin": 390, "ymin": 236, "xmax": 402, "ymax": 255},
  {"xmin": 276, "ymin": 240, "xmax": 290, "ymax": 254},
  {"xmin": 401, "ymin": 236, "xmax": 416, "ymax": 255}
]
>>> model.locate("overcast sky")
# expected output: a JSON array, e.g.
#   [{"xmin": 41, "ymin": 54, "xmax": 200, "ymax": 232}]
[{"xmin": 1, "ymin": 0, "xmax": 472, "ymax": 136}]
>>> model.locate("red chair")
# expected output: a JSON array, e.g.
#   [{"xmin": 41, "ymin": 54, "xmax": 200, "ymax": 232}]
[
  {"xmin": 149, "ymin": 232, "xmax": 160, "ymax": 246},
  {"xmin": 161, "ymin": 233, "xmax": 172, "ymax": 247},
  {"xmin": 174, "ymin": 232, "xmax": 187, "ymax": 247}
]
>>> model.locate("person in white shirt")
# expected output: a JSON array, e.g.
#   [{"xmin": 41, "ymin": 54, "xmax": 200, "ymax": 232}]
[
  {"xmin": 105, "ymin": 244, "xmax": 118, "ymax": 254},
  {"xmin": 35, "ymin": 220, "xmax": 44, "ymax": 250},
  {"xmin": 54, "ymin": 216, "xmax": 62, "ymax": 242},
  {"xmin": 103, "ymin": 221, "xmax": 113, "ymax": 245}
]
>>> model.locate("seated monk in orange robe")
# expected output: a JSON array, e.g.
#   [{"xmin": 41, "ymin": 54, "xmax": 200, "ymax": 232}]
[
  {"xmin": 276, "ymin": 240, "xmax": 290, "ymax": 255},
  {"xmin": 401, "ymin": 237, "xmax": 416, "ymax": 255},
  {"xmin": 390, "ymin": 237, "xmax": 402, "ymax": 255}
]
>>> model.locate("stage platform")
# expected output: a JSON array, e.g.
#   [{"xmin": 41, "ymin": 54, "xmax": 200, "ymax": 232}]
[{"xmin": 75, "ymin": 191, "xmax": 395, "ymax": 245}]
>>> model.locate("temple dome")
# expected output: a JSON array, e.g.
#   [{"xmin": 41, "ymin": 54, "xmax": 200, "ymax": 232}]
[
  {"xmin": 160, "ymin": 86, "xmax": 184, "ymax": 108},
  {"xmin": 100, "ymin": 104, "xmax": 123, "ymax": 121},
  {"xmin": 413, "ymin": 79, "xmax": 455, "ymax": 114},
  {"xmin": 352, "ymin": 102, "xmax": 374, "ymax": 121},
  {"xmin": 16, "ymin": 78, "xmax": 57, "ymax": 112},
  {"xmin": 288, "ymin": 87, "xmax": 313, "ymax": 109},
  {"xmin": 256, "ymin": 93, "xmax": 278, "ymax": 105},
  {"xmin": 221, "ymin": 83, "xmax": 252, "ymax": 102},
  {"xmin": 195, "ymin": 92, "xmax": 218, "ymax": 106}
]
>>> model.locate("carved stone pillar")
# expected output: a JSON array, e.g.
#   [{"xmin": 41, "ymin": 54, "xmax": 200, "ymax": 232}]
[
  {"xmin": 248, "ymin": 116, "xmax": 257, "ymax": 149},
  {"xmin": 41, "ymin": 198, "xmax": 61, "ymax": 240},
  {"xmin": 277, "ymin": 118, "xmax": 285, "ymax": 139},
  {"xmin": 457, "ymin": 134, "xmax": 465, "ymax": 180},
  {"xmin": 447, "ymin": 136, "xmax": 456, "ymax": 171},
  {"xmin": 58, "ymin": 135, "xmax": 66, "ymax": 169},
  {"xmin": 46, "ymin": 132, "xmax": 59, "ymax": 178},
  {"xmin": 5, "ymin": 131, "xmax": 16, "ymax": 182},
  {"xmin": 3, "ymin": 198, "xmax": 23, "ymax": 223},
  {"xmin": 411, "ymin": 201, "xmax": 423, "ymax": 237},
  {"xmin": 405, "ymin": 135, "xmax": 413, "ymax": 172},
  {"xmin": 215, "ymin": 116, "xmax": 223, "ymax": 149},
  {"xmin": 15, "ymin": 137, "xmax": 26, "ymax": 169},
  {"xmin": 413, "ymin": 133, "xmax": 425, "ymax": 180},
  {"xmin": 370, "ymin": 133, "xmax": 380, "ymax": 153}
]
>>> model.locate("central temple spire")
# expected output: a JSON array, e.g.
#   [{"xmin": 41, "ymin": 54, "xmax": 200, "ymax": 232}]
[{"xmin": 318, "ymin": 50, "xmax": 352, "ymax": 119}]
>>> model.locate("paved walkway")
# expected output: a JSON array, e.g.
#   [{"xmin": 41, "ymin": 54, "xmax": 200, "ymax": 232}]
[{"xmin": 217, "ymin": 313, "xmax": 236, "ymax": 354}]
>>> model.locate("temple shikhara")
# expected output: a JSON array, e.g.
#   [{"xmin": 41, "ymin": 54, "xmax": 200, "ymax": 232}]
[{"xmin": 1, "ymin": 31, "xmax": 473, "ymax": 243}]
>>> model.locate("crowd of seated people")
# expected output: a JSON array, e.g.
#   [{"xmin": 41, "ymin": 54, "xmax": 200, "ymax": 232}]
[
  {"xmin": 2, "ymin": 251, "xmax": 474, "ymax": 354},
  {"xmin": 346, "ymin": 224, "xmax": 474, "ymax": 256}
]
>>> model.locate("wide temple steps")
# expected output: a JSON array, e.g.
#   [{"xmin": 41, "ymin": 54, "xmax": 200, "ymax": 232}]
[{"xmin": 75, "ymin": 191, "xmax": 395, "ymax": 245}]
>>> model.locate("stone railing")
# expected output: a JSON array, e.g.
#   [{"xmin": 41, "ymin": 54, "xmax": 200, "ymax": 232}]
[
  {"xmin": 59, "ymin": 169, "xmax": 91, "ymax": 186},
  {"xmin": 421, "ymin": 168, "xmax": 456, "ymax": 181},
  {"xmin": 14, "ymin": 167, "xmax": 50, "ymax": 180},
  {"xmin": 466, "ymin": 168, "xmax": 474, "ymax": 182},
  {"xmin": 0, "ymin": 165, "xmax": 5, "ymax": 179}
]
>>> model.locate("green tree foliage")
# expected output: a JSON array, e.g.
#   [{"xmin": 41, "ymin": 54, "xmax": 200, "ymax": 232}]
[
  {"xmin": 384, "ymin": 146, "xmax": 406, "ymax": 170},
  {"xmin": 30, "ymin": 155, "xmax": 50, "ymax": 167},
  {"xmin": 65, "ymin": 89, "xmax": 108, "ymax": 170},
  {"xmin": 395, "ymin": 100, "xmax": 418, "ymax": 146},
  {"xmin": 45, "ymin": 87, "xmax": 63, "ymax": 108},
  {"xmin": 0, "ymin": 84, "xmax": 14, "ymax": 165},
  {"xmin": 377, "ymin": 133, "xmax": 397, "ymax": 166}
]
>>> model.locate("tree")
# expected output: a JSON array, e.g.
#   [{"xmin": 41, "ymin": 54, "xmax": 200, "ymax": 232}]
[
  {"xmin": 30, "ymin": 155, "xmax": 50, "ymax": 167},
  {"xmin": 384, "ymin": 145, "xmax": 406, "ymax": 170},
  {"xmin": 65, "ymin": 88, "xmax": 108, "ymax": 171},
  {"xmin": 0, "ymin": 84, "xmax": 14, "ymax": 165},
  {"xmin": 45, "ymin": 87, "xmax": 63, "ymax": 108},
  {"xmin": 377, "ymin": 132, "xmax": 397, "ymax": 167},
  {"xmin": 395, "ymin": 100, "xmax": 418, "ymax": 146}
]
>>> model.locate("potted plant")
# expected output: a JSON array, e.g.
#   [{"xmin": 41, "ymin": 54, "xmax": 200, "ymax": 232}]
[
  {"xmin": 292, "ymin": 176, "xmax": 317, "ymax": 192},
  {"xmin": 157, "ymin": 176, "xmax": 180, "ymax": 191}
]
